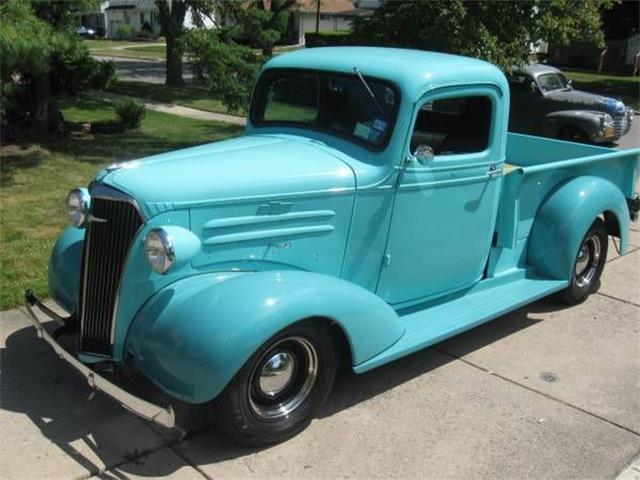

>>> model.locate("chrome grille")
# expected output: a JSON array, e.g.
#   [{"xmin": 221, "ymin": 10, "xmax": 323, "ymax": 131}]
[
  {"xmin": 613, "ymin": 114, "xmax": 630, "ymax": 138},
  {"xmin": 79, "ymin": 192, "xmax": 143, "ymax": 356}
]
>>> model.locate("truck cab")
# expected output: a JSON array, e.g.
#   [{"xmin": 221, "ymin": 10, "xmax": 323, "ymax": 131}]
[{"xmin": 26, "ymin": 47, "xmax": 640, "ymax": 447}]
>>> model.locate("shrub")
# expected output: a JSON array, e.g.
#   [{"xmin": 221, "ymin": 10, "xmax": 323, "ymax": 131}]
[
  {"xmin": 305, "ymin": 31, "xmax": 355, "ymax": 48},
  {"xmin": 184, "ymin": 30, "xmax": 263, "ymax": 113},
  {"xmin": 116, "ymin": 24, "xmax": 134, "ymax": 41},
  {"xmin": 0, "ymin": 0, "xmax": 116, "ymax": 134},
  {"xmin": 115, "ymin": 98, "xmax": 146, "ymax": 129}
]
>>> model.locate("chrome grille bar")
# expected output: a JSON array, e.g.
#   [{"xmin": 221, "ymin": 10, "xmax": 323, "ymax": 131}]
[{"xmin": 79, "ymin": 189, "xmax": 143, "ymax": 356}]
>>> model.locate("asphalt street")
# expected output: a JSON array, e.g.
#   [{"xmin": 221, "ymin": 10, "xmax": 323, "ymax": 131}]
[{"xmin": 94, "ymin": 56, "xmax": 193, "ymax": 84}]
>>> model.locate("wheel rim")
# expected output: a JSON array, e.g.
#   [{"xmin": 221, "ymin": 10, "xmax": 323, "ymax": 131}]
[
  {"xmin": 248, "ymin": 336, "xmax": 318, "ymax": 420},
  {"xmin": 574, "ymin": 234, "xmax": 601, "ymax": 288}
]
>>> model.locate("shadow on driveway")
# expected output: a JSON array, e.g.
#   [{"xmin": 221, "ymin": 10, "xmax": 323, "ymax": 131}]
[{"xmin": 1, "ymin": 298, "xmax": 564, "ymax": 476}]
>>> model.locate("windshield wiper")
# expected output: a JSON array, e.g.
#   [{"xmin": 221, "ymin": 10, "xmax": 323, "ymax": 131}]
[{"xmin": 353, "ymin": 66, "xmax": 386, "ymax": 117}]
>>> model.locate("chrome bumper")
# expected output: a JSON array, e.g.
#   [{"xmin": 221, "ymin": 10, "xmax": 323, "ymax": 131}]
[{"xmin": 23, "ymin": 293, "xmax": 175, "ymax": 429}]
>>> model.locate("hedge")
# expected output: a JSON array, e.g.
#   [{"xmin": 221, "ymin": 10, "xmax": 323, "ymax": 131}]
[{"xmin": 305, "ymin": 31, "xmax": 355, "ymax": 48}]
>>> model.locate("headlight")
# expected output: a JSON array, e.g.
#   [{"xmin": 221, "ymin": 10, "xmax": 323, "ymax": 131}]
[
  {"xmin": 66, "ymin": 188, "xmax": 90, "ymax": 227},
  {"xmin": 145, "ymin": 228, "xmax": 175, "ymax": 274},
  {"xmin": 602, "ymin": 113, "xmax": 614, "ymax": 128}
]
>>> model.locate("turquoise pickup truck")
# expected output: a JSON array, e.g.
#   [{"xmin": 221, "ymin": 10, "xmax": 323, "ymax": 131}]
[{"xmin": 25, "ymin": 47, "xmax": 639, "ymax": 446}]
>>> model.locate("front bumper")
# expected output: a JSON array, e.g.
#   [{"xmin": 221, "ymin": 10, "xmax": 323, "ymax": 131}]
[{"xmin": 23, "ymin": 292, "xmax": 175, "ymax": 429}]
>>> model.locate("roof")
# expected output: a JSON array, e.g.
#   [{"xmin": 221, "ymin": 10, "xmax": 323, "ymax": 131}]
[
  {"xmin": 514, "ymin": 63, "xmax": 562, "ymax": 77},
  {"xmin": 295, "ymin": 0, "xmax": 356, "ymax": 13},
  {"xmin": 265, "ymin": 47, "xmax": 508, "ymax": 101}
]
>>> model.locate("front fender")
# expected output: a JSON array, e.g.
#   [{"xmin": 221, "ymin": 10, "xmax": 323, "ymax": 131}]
[
  {"xmin": 542, "ymin": 110, "xmax": 605, "ymax": 140},
  {"xmin": 126, "ymin": 270, "xmax": 403, "ymax": 403},
  {"xmin": 49, "ymin": 226, "xmax": 85, "ymax": 313},
  {"xmin": 528, "ymin": 176, "xmax": 629, "ymax": 280}
]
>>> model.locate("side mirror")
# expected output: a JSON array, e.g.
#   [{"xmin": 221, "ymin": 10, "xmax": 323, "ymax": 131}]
[
  {"xmin": 529, "ymin": 80, "xmax": 538, "ymax": 93},
  {"xmin": 412, "ymin": 145, "xmax": 434, "ymax": 165}
]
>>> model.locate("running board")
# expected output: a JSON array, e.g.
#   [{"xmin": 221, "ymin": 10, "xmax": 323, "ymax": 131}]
[{"xmin": 354, "ymin": 276, "xmax": 567, "ymax": 373}]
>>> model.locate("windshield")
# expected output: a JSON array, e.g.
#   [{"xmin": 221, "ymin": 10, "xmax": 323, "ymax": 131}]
[
  {"xmin": 537, "ymin": 73, "xmax": 570, "ymax": 92},
  {"xmin": 251, "ymin": 70, "xmax": 399, "ymax": 150}
]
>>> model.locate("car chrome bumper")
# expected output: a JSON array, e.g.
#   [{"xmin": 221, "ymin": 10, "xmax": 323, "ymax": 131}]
[{"xmin": 23, "ymin": 292, "xmax": 175, "ymax": 429}]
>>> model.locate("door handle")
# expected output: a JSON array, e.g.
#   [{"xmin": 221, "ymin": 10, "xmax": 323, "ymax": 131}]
[{"xmin": 487, "ymin": 164, "xmax": 502, "ymax": 178}]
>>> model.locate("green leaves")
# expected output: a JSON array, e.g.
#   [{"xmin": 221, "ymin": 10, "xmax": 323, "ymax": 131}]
[
  {"xmin": 185, "ymin": 30, "xmax": 263, "ymax": 113},
  {"xmin": 352, "ymin": 0, "xmax": 611, "ymax": 70},
  {"xmin": 0, "ymin": 0, "xmax": 116, "ymax": 130}
]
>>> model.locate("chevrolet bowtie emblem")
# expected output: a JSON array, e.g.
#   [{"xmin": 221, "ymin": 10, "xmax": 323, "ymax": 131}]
[{"xmin": 87, "ymin": 214, "xmax": 107, "ymax": 223}]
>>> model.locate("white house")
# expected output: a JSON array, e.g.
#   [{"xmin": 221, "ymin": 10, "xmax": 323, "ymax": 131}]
[
  {"xmin": 292, "ymin": 0, "xmax": 370, "ymax": 45},
  {"xmin": 82, "ymin": 0, "xmax": 215, "ymax": 39}
]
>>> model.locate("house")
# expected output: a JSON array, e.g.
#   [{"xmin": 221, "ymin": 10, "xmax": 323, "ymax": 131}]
[
  {"xmin": 104, "ymin": 0, "xmax": 161, "ymax": 38},
  {"xmin": 83, "ymin": 0, "xmax": 215, "ymax": 39},
  {"xmin": 292, "ymin": 0, "xmax": 370, "ymax": 45}
]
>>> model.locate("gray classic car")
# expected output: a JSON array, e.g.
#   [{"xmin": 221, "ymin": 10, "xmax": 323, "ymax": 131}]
[{"xmin": 508, "ymin": 64, "xmax": 633, "ymax": 144}]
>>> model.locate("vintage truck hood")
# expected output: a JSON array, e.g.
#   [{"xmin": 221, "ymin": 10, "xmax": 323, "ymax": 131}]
[
  {"xmin": 97, "ymin": 135, "xmax": 356, "ymax": 214},
  {"xmin": 546, "ymin": 89, "xmax": 627, "ymax": 116}
]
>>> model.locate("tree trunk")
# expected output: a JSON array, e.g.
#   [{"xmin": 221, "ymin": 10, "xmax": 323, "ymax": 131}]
[
  {"xmin": 165, "ymin": 36, "xmax": 185, "ymax": 87},
  {"xmin": 315, "ymin": 0, "xmax": 320, "ymax": 33},
  {"xmin": 31, "ymin": 73, "xmax": 51, "ymax": 132},
  {"xmin": 156, "ymin": 0, "xmax": 187, "ymax": 87}
]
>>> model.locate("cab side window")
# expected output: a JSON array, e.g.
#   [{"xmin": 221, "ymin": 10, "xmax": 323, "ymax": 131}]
[{"xmin": 410, "ymin": 96, "xmax": 492, "ymax": 156}]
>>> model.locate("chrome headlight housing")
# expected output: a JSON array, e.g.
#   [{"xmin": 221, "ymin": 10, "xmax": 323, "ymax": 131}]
[
  {"xmin": 66, "ymin": 188, "xmax": 90, "ymax": 227},
  {"xmin": 145, "ymin": 228, "xmax": 175, "ymax": 274}
]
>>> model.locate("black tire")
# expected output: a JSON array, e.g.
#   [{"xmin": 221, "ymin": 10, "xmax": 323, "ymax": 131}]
[
  {"xmin": 558, "ymin": 125, "xmax": 590, "ymax": 144},
  {"xmin": 213, "ymin": 320, "xmax": 337, "ymax": 447},
  {"xmin": 560, "ymin": 218, "xmax": 608, "ymax": 305}
]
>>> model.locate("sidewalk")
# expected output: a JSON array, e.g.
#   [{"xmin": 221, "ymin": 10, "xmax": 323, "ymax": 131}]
[{"xmin": 85, "ymin": 90, "xmax": 247, "ymax": 126}]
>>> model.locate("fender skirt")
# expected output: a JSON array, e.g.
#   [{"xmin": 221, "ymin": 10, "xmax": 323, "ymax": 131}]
[{"xmin": 126, "ymin": 270, "xmax": 403, "ymax": 403}]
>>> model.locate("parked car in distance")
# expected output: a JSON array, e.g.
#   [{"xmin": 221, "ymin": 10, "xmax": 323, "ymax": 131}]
[
  {"xmin": 25, "ymin": 47, "xmax": 640, "ymax": 447},
  {"xmin": 508, "ymin": 63, "xmax": 634, "ymax": 144},
  {"xmin": 76, "ymin": 26, "xmax": 98, "ymax": 39}
]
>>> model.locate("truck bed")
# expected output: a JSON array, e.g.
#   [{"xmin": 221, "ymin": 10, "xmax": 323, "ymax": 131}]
[{"xmin": 494, "ymin": 133, "xmax": 639, "ymax": 260}]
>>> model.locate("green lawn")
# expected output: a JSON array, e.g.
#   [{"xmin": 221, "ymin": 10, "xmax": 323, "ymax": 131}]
[
  {"xmin": 124, "ymin": 44, "xmax": 166, "ymax": 54},
  {"xmin": 0, "ymin": 98, "xmax": 243, "ymax": 310},
  {"xmin": 108, "ymin": 80, "xmax": 231, "ymax": 114},
  {"xmin": 85, "ymin": 39, "xmax": 167, "ymax": 60},
  {"xmin": 564, "ymin": 70, "xmax": 640, "ymax": 110}
]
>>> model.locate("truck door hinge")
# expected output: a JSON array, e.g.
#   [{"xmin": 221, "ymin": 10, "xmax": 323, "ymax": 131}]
[{"xmin": 382, "ymin": 252, "xmax": 392, "ymax": 268}]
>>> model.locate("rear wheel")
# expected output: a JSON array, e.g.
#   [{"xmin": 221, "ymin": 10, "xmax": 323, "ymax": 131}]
[
  {"xmin": 214, "ymin": 320, "xmax": 337, "ymax": 446},
  {"xmin": 560, "ymin": 218, "xmax": 608, "ymax": 305}
]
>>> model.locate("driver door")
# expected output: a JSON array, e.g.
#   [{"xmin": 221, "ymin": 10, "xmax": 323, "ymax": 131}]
[{"xmin": 377, "ymin": 86, "xmax": 505, "ymax": 305}]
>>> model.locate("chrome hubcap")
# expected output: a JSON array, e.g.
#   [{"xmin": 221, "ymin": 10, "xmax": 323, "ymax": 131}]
[
  {"xmin": 249, "ymin": 336, "xmax": 318, "ymax": 420},
  {"xmin": 259, "ymin": 352, "xmax": 295, "ymax": 397},
  {"xmin": 574, "ymin": 234, "xmax": 601, "ymax": 288}
]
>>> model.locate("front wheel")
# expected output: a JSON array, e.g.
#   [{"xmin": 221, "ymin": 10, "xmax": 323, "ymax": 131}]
[
  {"xmin": 558, "ymin": 125, "xmax": 590, "ymax": 144},
  {"xmin": 560, "ymin": 218, "xmax": 608, "ymax": 305},
  {"xmin": 214, "ymin": 320, "xmax": 337, "ymax": 446}
]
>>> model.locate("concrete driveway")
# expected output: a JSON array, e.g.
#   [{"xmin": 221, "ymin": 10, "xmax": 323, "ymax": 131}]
[{"xmin": 1, "ymin": 225, "xmax": 639, "ymax": 479}]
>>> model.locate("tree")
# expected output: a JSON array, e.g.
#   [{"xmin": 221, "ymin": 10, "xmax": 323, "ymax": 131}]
[
  {"xmin": 185, "ymin": 29, "xmax": 263, "ymax": 113},
  {"xmin": 155, "ymin": 0, "xmax": 219, "ymax": 86},
  {"xmin": 352, "ymin": 0, "xmax": 615, "ymax": 69},
  {"xmin": 220, "ymin": 0, "xmax": 295, "ymax": 56},
  {"xmin": 0, "ymin": 0, "xmax": 115, "ymax": 134}
]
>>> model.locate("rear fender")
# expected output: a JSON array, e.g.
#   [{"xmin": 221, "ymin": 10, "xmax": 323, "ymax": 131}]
[
  {"xmin": 126, "ymin": 270, "xmax": 403, "ymax": 403},
  {"xmin": 528, "ymin": 176, "xmax": 629, "ymax": 280}
]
